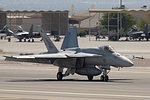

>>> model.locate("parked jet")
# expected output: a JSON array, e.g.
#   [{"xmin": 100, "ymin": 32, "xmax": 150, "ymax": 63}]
[
  {"xmin": 128, "ymin": 24, "xmax": 149, "ymax": 41},
  {"xmin": 144, "ymin": 23, "xmax": 150, "ymax": 41},
  {"xmin": 13, "ymin": 24, "xmax": 35, "ymax": 42},
  {"xmin": 13, "ymin": 25, "xmax": 50, "ymax": 42},
  {"xmin": 4, "ymin": 26, "xmax": 134, "ymax": 82},
  {"xmin": 0, "ymin": 25, "xmax": 14, "ymax": 39}
]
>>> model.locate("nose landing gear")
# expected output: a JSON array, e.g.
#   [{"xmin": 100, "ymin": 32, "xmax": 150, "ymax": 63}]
[
  {"xmin": 101, "ymin": 75, "xmax": 109, "ymax": 82},
  {"xmin": 100, "ymin": 68, "xmax": 110, "ymax": 82},
  {"xmin": 87, "ymin": 75, "xmax": 94, "ymax": 81}
]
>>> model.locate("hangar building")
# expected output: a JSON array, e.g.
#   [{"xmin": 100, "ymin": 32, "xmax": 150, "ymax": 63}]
[{"xmin": 0, "ymin": 10, "xmax": 69, "ymax": 35}]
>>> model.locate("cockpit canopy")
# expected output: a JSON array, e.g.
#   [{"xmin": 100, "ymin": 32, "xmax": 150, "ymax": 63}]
[{"xmin": 99, "ymin": 46, "xmax": 116, "ymax": 53}]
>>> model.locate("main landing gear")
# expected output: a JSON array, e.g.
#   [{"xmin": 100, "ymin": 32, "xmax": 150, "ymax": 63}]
[
  {"xmin": 57, "ymin": 72, "xmax": 63, "ymax": 81},
  {"xmin": 19, "ymin": 38, "xmax": 35, "ymax": 42},
  {"xmin": 57, "ymin": 68, "xmax": 75, "ymax": 81},
  {"xmin": 28, "ymin": 39, "xmax": 34, "ymax": 42}
]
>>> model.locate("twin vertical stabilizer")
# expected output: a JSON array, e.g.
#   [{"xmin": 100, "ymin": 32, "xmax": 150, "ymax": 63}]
[
  {"xmin": 61, "ymin": 26, "xmax": 79, "ymax": 49},
  {"xmin": 37, "ymin": 26, "xmax": 78, "ymax": 53},
  {"xmin": 37, "ymin": 26, "xmax": 58, "ymax": 53},
  {"xmin": 28, "ymin": 24, "xmax": 34, "ymax": 38}
]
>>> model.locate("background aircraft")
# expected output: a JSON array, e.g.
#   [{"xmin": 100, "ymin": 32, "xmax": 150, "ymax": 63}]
[
  {"xmin": 13, "ymin": 24, "xmax": 35, "ymax": 42},
  {"xmin": 12, "ymin": 24, "xmax": 50, "ymax": 42},
  {"xmin": 4, "ymin": 26, "xmax": 134, "ymax": 82},
  {"xmin": 128, "ymin": 24, "xmax": 150, "ymax": 41},
  {"xmin": 0, "ymin": 25, "xmax": 14, "ymax": 39}
]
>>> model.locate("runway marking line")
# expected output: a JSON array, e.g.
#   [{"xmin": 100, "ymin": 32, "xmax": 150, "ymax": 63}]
[{"xmin": 0, "ymin": 89, "xmax": 150, "ymax": 99}]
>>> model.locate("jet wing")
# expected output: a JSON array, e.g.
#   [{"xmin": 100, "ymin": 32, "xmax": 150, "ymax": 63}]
[
  {"xmin": 5, "ymin": 53, "xmax": 68, "ymax": 59},
  {"xmin": 16, "ymin": 32, "xmax": 29, "ymax": 35},
  {"xmin": 65, "ymin": 52, "xmax": 102, "ymax": 58},
  {"xmin": 4, "ymin": 52, "xmax": 102, "ymax": 59}
]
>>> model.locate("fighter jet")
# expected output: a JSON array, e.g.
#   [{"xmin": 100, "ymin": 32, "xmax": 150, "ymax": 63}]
[
  {"xmin": 128, "ymin": 24, "xmax": 150, "ymax": 41},
  {"xmin": 13, "ymin": 24, "xmax": 34, "ymax": 42},
  {"xmin": 4, "ymin": 26, "xmax": 134, "ymax": 82},
  {"xmin": 13, "ymin": 25, "xmax": 50, "ymax": 42},
  {"xmin": 0, "ymin": 25, "xmax": 14, "ymax": 39}
]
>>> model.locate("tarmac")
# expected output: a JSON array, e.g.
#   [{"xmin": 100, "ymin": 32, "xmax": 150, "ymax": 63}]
[{"xmin": 0, "ymin": 36, "xmax": 150, "ymax": 100}]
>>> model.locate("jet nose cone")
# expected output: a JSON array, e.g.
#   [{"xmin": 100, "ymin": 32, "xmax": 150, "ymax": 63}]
[
  {"xmin": 123, "ymin": 57, "xmax": 134, "ymax": 67},
  {"xmin": 126, "ymin": 60, "xmax": 134, "ymax": 67},
  {"xmin": 118, "ymin": 56, "xmax": 134, "ymax": 67}
]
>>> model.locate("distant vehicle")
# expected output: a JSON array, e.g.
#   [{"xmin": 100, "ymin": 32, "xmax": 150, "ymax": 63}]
[
  {"xmin": 0, "ymin": 25, "xmax": 14, "ymax": 39},
  {"xmin": 109, "ymin": 34, "xmax": 120, "ymax": 41},
  {"xmin": 54, "ymin": 35, "xmax": 61, "ymax": 42},
  {"xmin": 128, "ymin": 24, "xmax": 150, "ymax": 41},
  {"xmin": 4, "ymin": 26, "xmax": 134, "ymax": 82}
]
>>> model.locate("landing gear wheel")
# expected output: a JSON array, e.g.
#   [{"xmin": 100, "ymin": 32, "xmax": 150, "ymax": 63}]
[
  {"xmin": 19, "ymin": 39, "xmax": 22, "ymax": 42},
  {"xmin": 24, "ymin": 39, "xmax": 26, "ymax": 42},
  {"xmin": 104, "ymin": 75, "xmax": 109, "ymax": 82},
  {"xmin": 32, "ymin": 39, "xmax": 34, "ymax": 42},
  {"xmin": 101, "ymin": 75, "xmax": 104, "ymax": 81},
  {"xmin": 87, "ymin": 76, "xmax": 93, "ymax": 81},
  {"xmin": 57, "ymin": 72, "xmax": 63, "ymax": 81},
  {"xmin": 28, "ymin": 39, "xmax": 30, "ymax": 42},
  {"xmin": 101, "ymin": 75, "xmax": 109, "ymax": 82}
]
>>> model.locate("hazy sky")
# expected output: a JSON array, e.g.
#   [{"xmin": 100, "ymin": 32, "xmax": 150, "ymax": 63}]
[{"xmin": 0, "ymin": 0, "xmax": 149, "ymax": 13}]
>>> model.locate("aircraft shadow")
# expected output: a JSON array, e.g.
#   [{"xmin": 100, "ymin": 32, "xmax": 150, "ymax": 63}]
[{"xmin": 7, "ymin": 78, "xmax": 134, "ymax": 83}]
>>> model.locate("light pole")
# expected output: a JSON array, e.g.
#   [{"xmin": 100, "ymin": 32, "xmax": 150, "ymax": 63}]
[{"xmin": 120, "ymin": 0, "xmax": 122, "ymax": 8}]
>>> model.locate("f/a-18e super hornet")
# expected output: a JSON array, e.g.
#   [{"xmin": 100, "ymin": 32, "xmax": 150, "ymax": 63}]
[{"xmin": 4, "ymin": 26, "xmax": 134, "ymax": 82}]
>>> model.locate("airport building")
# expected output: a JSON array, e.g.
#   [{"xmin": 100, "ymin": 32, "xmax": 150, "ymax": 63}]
[
  {"xmin": 0, "ymin": 10, "xmax": 69, "ymax": 35},
  {"xmin": 0, "ymin": 9, "xmax": 149, "ymax": 36},
  {"xmin": 69, "ymin": 9, "xmax": 150, "ymax": 37}
]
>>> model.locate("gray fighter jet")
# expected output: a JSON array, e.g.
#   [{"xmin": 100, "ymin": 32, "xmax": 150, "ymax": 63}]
[
  {"xmin": 13, "ymin": 24, "xmax": 34, "ymax": 42},
  {"xmin": 0, "ymin": 25, "xmax": 14, "ymax": 39},
  {"xmin": 13, "ymin": 25, "xmax": 50, "ymax": 42},
  {"xmin": 128, "ymin": 24, "xmax": 150, "ymax": 41},
  {"xmin": 4, "ymin": 26, "xmax": 134, "ymax": 81}
]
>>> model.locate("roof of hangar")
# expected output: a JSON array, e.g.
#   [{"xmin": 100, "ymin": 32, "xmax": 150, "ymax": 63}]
[
  {"xmin": 89, "ymin": 9, "xmax": 150, "ymax": 13},
  {"xmin": 0, "ymin": 10, "xmax": 69, "ymax": 13},
  {"xmin": 69, "ymin": 11, "xmax": 97, "ymax": 22}
]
